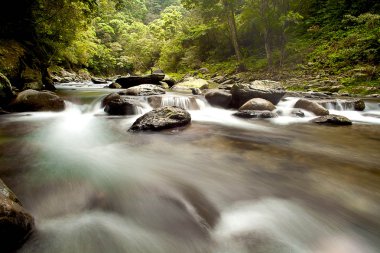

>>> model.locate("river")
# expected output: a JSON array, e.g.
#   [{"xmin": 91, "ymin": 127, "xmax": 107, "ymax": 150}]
[{"xmin": 1, "ymin": 85, "xmax": 380, "ymax": 253}]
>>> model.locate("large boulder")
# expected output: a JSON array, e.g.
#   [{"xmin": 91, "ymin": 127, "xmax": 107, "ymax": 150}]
[
  {"xmin": 0, "ymin": 73, "xmax": 14, "ymax": 106},
  {"xmin": 115, "ymin": 74, "xmax": 165, "ymax": 88},
  {"xmin": 8, "ymin": 89, "xmax": 65, "ymax": 112},
  {"xmin": 101, "ymin": 92, "xmax": 121, "ymax": 107},
  {"xmin": 172, "ymin": 78, "xmax": 209, "ymax": 91},
  {"xmin": 233, "ymin": 110, "xmax": 278, "ymax": 119},
  {"xmin": 124, "ymin": 84, "xmax": 165, "ymax": 96},
  {"xmin": 311, "ymin": 114, "xmax": 352, "ymax": 125},
  {"xmin": 205, "ymin": 90, "xmax": 232, "ymax": 109},
  {"xmin": 250, "ymin": 80, "xmax": 283, "ymax": 90},
  {"xmin": 239, "ymin": 98, "xmax": 276, "ymax": 111},
  {"xmin": 129, "ymin": 106, "xmax": 191, "ymax": 131},
  {"xmin": 147, "ymin": 95, "xmax": 200, "ymax": 110},
  {"xmin": 317, "ymin": 99, "xmax": 365, "ymax": 111},
  {"xmin": 294, "ymin": 99, "xmax": 329, "ymax": 116},
  {"xmin": 104, "ymin": 98, "xmax": 143, "ymax": 116},
  {"xmin": 230, "ymin": 83, "xmax": 285, "ymax": 108},
  {"xmin": 0, "ymin": 179, "xmax": 34, "ymax": 252}
]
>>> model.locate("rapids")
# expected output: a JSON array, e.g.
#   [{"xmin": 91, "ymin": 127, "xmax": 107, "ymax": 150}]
[{"xmin": 0, "ymin": 86, "xmax": 379, "ymax": 253}]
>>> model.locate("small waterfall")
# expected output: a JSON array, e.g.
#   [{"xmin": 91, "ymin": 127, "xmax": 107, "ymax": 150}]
[
  {"xmin": 160, "ymin": 96, "xmax": 201, "ymax": 110},
  {"xmin": 322, "ymin": 100, "xmax": 353, "ymax": 111}
]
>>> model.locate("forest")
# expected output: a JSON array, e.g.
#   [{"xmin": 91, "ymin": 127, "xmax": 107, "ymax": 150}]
[{"xmin": 0, "ymin": 0, "xmax": 379, "ymax": 92}]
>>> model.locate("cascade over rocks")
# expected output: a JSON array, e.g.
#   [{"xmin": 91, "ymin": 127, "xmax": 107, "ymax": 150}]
[
  {"xmin": 230, "ymin": 83, "xmax": 285, "ymax": 108},
  {"xmin": 0, "ymin": 179, "xmax": 35, "ymax": 253},
  {"xmin": 124, "ymin": 84, "xmax": 165, "ymax": 96},
  {"xmin": 312, "ymin": 114, "xmax": 352, "ymax": 125},
  {"xmin": 147, "ymin": 95, "xmax": 200, "ymax": 110},
  {"xmin": 204, "ymin": 90, "xmax": 232, "ymax": 109},
  {"xmin": 8, "ymin": 89, "xmax": 65, "ymax": 112},
  {"xmin": 294, "ymin": 98, "xmax": 329, "ymax": 116},
  {"xmin": 129, "ymin": 106, "xmax": 191, "ymax": 132},
  {"xmin": 115, "ymin": 74, "xmax": 165, "ymax": 88},
  {"xmin": 239, "ymin": 98, "xmax": 276, "ymax": 111},
  {"xmin": 317, "ymin": 99, "xmax": 366, "ymax": 111}
]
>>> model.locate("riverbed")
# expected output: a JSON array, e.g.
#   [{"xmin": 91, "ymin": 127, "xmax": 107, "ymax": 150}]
[{"xmin": 1, "ymin": 86, "xmax": 379, "ymax": 253}]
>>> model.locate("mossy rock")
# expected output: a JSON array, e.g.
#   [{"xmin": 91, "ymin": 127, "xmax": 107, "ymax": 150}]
[{"xmin": 0, "ymin": 73, "xmax": 14, "ymax": 106}]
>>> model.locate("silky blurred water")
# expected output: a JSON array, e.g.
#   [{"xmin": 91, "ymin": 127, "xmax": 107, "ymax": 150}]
[{"xmin": 0, "ymin": 87, "xmax": 379, "ymax": 253}]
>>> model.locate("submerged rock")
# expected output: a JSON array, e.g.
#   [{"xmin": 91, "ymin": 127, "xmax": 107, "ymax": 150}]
[
  {"xmin": 312, "ymin": 114, "xmax": 352, "ymax": 125},
  {"xmin": 204, "ymin": 90, "xmax": 232, "ymax": 108},
  {"xmin": 125, "ymin": 84, "xmax": 165, "ymax": 96},
  {"xmin": 129, "ymin": 106, "xmax": 191, "ymax": 131},
  {"xmin": 294, "ymin": 99, "xmax": 329, "ymax": 116},
  {"xmin": 8, "ymin": 89, "xmax": 65, "ymax": 112},
  {"xmin": 233, "ymin": 110, "xmax": 278, "ymax": 119},
  {"xmin": 0, "ymin": 179, "xmax": 34, "ymax": 252},
  {"xmin": 230, "ymin": 83, "xmax": 285, "ymax": 108},
  {"xmin": 239, "ymin": 98, "xmax": 276, "ymax": 111}
]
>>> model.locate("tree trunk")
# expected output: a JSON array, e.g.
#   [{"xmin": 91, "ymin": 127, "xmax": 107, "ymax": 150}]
[{"xmin": 223, "ymin": 0, "xmax": 243, "ymax": 63}]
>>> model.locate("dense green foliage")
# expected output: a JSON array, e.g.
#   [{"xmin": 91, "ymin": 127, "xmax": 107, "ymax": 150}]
[{"xmin": 1, "ymin": 0, "xmax": 379, "ymax": 86}]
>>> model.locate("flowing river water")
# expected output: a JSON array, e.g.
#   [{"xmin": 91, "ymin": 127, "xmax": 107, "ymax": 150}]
[{"xmin": 1, "ymin": 85, "xmax": 380, "ymax": 253}]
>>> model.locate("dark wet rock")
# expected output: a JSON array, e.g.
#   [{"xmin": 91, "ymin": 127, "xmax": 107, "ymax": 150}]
[
  {"xmin": 161, "ymin": 75, "xmax": 176, "ymax": 87},
  {"xmin": 0, "ymin": 73, "xmax": 14, "ymax": 106},
  {"xmin": 317, "ymin": 99, "xmax": 365, "ymax": 111},
  {"xmin": 147, "ymin": 95, "xmax": 200, "ymax": 110},
  {"xmin": 0, "ymin": 179, "xmax": 34, "ymax": 252},
  {"xmin": 129, "ymin": 106, "xmax": 191, "ymax": 131},
  {"xmin": 91, "ymin": 77, "xmax": 107, "ymax": 84},
  {"xmin": 205, "ymin": 90, "xmax": 232, "ymax": 109},
  {"xmin": 231, "ymin": 83, "xmax": 285, "ymax": 108},
  {"xmin": 294, "ymin": 99, "xmax": 329, "ymax": 116},
  {"xmin": 101, "ymin": 92, "xmax": 121, "ymax": 107},
  {"xmin": 191, "ymin": 88, "xmax": 202, "ymax": 95},
  {"xmin": 233, "ymin": 110, "xmax": 278, "ymax": 119},
  {"xmin": 104, "ymin": 98, "xmax": 143, "ymax": 115},
  {"xmin": 239, "ymin": 98, "xmax": 276, "ymax": 111},
  {"xmin": 312, "ymin": 114, "xmax": 352, "ymax": 125},
  {"xmin": 115, "ymin": 74, "xmax": 165, "ymax": 88},
  {"xmin": 108, "ymin": 82, "xmax": 122, "ymax": 89},
  {"xmin": 8, "ymin": 89, "xmax": 65, "ymax": 112},
  {"xmin": 125, "ymin": 84, "xmax": 165, "ymax": 96}
]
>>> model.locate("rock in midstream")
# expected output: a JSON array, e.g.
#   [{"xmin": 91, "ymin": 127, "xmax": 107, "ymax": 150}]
[{"xmin": 128, "ymin": 106, "xmax": 191, "ymax": 132}]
